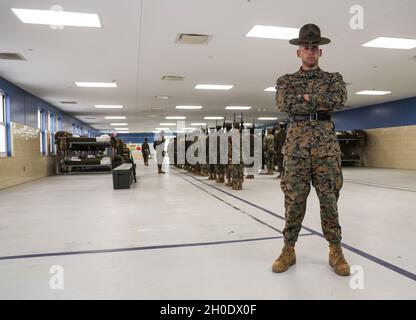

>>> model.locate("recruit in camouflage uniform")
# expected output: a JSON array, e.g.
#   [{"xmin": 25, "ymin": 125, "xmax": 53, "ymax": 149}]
[
  {"xmin": 207, "ymin": 129, "xmax": 217, "ymax": 180},
  {"xmin": 224, "ymin": 122, "xmax": 233, "ymax": 186},
  {"xmin": 141, "ymin": 138, "xmax": 150, "ymax": 166},
  {"xmin": 245, "ymin": 126, "xmax": 256, "ymax": 179},
  {"xmin": 215, "ymin": 125, "xmax": 225, "ymax": 183},
  {"xmin": 263, "ymin": 128, "xmax": 275, "ymax": 175},
  {"xmin": 229, "ymin": 122, "xmax": 244, "ymax": 190},
  {"xmin": 274, "ymin": 124, "xmax": 286, "ymax": 178},
  {"xmin": 272, "ymin": 23, "xmax": 350, "ymax": 277}
]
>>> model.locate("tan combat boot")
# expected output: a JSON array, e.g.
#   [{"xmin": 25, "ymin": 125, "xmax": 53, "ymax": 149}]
[
  {"xmin": 232, "ymin": 182, "xmax": 238, "ymax": 190},
  {"xmin": 272, "ymin": 244, "xmax": 296, "ymax": 273},
  {"xmin": 329, "ymin": 243, "xmax": 350, "ymax": 276},
  {"xmin": 226, "ymin": 178, "xmax": 233, "ymax": 186},
  {"xmin": 238, "ymin": 181, "xmax": 243, "ymax": 190}
]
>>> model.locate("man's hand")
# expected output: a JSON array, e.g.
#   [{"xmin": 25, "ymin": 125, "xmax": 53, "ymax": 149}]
[{"xmin": 303, "ymin": 94, "xmax": 310, "ymax": 102}]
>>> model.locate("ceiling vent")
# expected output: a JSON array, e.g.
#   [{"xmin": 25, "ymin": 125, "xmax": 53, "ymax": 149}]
[
  {"xmin": 161, "ymin": 75, "xmax": 184, "ymax": 81},
  {"xmin": 0, "ymin": 52, "xmax": 26, "ymax": 60},
  {"xmin": 60, "ymin": 101, "xmax": 77, "ymax": 104},
  {"xmin": 176, "ymin": 33, "xmax": 212, "ymax": 45}
]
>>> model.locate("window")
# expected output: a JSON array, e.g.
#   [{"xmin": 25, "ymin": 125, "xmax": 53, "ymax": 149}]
[
  {"xmin": 57, "ymin": 116, "xmax": 62, "ymax": 132},
  {"xmin": 0, "ymin": 93, "xmax": 7, "ymax": 157},
  {"xmin": 38, "ymin": 109, "xmax": 47, "ymax": 155},
  {"xmin": 48, "ymin": 112, "xmax": 56, "ymax": 154}
]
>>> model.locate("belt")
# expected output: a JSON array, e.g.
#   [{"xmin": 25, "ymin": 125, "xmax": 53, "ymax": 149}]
[{"xmin": 289, "ymin": 113, "xmax": 332, "ymax": 122}]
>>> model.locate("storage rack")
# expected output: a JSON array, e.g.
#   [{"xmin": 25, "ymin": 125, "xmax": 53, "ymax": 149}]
[
  {"xmin": 337, "ymin": 131, "xmax": 366, "ymax": 167},
  {"xmin": 56, "ymin": 137, "xmax": 114, "ymax": 174}
]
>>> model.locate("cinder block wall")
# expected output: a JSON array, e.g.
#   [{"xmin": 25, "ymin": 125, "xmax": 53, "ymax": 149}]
[
  {"xmin": 362, "ymin": 125, "xmax": 416, "ymax": 170},
  {"xmin": 0, "ymin": 122, "xmax": 56, "ymax": 190}
]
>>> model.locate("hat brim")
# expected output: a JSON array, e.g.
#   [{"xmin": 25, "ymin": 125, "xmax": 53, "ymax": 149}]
[{"xmin": 289, "ymin": 37, "xmax": 331, "ymax": 46}]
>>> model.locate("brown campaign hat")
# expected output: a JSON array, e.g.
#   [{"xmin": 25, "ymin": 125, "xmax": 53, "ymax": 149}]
[{"xmin": 289, "ymin": 23, "xmax": 331, "ymax": 46}]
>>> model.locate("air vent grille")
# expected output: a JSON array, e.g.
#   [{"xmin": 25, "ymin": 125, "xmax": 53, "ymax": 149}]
[
  {"xmin": 161, "ymin": 76, "xmax": 184, "ymax": 81},
  {"xmin": 0, "ymin": 52, "xmax": 26, "ymax": 60},
  {"xmin": 60, "ymin": 101, "xmax": 77, "ymax": 104},
  {"xmin": 176, "ymin": 33, "xmax": 212, "ymax": 45}
]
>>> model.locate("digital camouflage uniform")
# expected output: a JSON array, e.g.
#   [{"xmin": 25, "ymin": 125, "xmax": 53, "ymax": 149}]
[
  {"xmin": 207, "ymin": 133, "xmax": 217, "ymax": 180},
  {"xmin": 224, "ymin": 124, "xmax": 233, "ymax": 186},
  {"xmin": 215, "ymin": 126, "xmax": 225, "ymax": 183},
  {"xmin": 275, "ymin": 66, "xmax": 347, "ymax": 245},
  {"xmin": 245, "ymin": 129, "xmax": 256, "ymax": 178},
  {"xmin": 263, "ymin": 130, "xmax": 275, "ymax": 174},
  {"xmin": 229, "ymin": 128, "xmax": 244, "ymax": 190},
  {"xmin": 141, "ymin": 141, "xmax": 150, "ymax": 166},
  {"xmin": 274, "ymin": 128, "xmax": 286, "ymax": 176}
]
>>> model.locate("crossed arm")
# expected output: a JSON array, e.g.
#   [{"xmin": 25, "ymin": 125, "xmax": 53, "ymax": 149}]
[{"xmin": 275, "ymin": 73, "xmax": 347, "ymax": 114}]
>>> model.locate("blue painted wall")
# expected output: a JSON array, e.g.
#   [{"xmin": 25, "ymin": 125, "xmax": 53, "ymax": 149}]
[
  {"xmin": 117, "ymin": 132, "xmax": 156, "ymax": 144},
  {"xmin": 333, "ymin": 97, "xmax": 416, "ymax": 131},
  {"xmin": 0, "ymin": 76, "xmax": 100, "ymax": 136}
]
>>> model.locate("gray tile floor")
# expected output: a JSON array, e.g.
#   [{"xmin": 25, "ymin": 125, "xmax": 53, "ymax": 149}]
[{"xmin": 0, "ymin": 161, "xmax": 415, "ymax": 299}]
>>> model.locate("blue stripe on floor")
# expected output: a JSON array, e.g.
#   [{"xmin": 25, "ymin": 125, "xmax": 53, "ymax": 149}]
[{"xmin": 0, "ymin": 235, "xmax": 314, "ymax": 261}]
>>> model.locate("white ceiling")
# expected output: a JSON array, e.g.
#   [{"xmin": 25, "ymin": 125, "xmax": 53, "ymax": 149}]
[{"xmin": 0, "ymin": 0, "xmax": 415, "ymax": 132}]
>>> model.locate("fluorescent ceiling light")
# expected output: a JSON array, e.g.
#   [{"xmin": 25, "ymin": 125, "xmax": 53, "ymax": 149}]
[
  {"xmin": 105, "ymin": 116, "xmax": 126, "ymax": 120},
  {"xmin": 159, "ymin": 123, "xmax": 176, "ymax": 126},
  {"xmin": 246, "ymin": 25, "xmax": 299, "ymax": 40},
  {"xmin": 225, "ymin": 106, "xmax": 252, "ymax": 110},
  {"xmin": 166, "ymin": 116, "xmax": 186, "ymax": 120},
  {"xmin": 264, "ymin": 87, "xmax": 276, "ymax": 92},
  {"xmin": 76, "ymin": 82, "xmax": 117, "ymax": 88},
  {"xmin": 155, "ymin": 128, "xmax": 169, "ymax": 131},
  {"xmin": 258, "ymin": 117, "xmax": 278, "ymax": 120},
  {"xmin": 195, "ymin": 84, "xmax": 233, "ymax": 90},
  {"xmin": 243, "ymin": 123, "xmax": 252, "ymax": 126},
  {"xmin": 362, "ymin": 37, "xmax": 416, "ymax": 50},
  {"xmin": 11, "ymin": 8, "xmax": 101, "ymax": 28},
  {"xmin": 95, "ymin": 105, "xmax": 123, "ymax": 109},
  {"xmin": 110, "ymin": 123, "xmax": 128, "ymax": 126},
  {"xmin": 356, "ymin": 90, "xmax": 391, "ymax": 95},
  {"xmin": 117, "ymin": 131, "xmax": 130, "ymax": 134},
  {"xmin": 191, "ymin": 123, "xmax": 207, "ymax": 126},
  {"xmin": 176, "ymin": 105, "xmax": 203, "ymax": 109},
  {"xmin": 204, "ymin": 116, "xmax": 224, "ymax": 120},
  {"xmin": 114, "ymin": 128, "xmax": 129, "ymax": 131},
  {"xmin": 155, "ymin": 96, "xmax": 170, "ymax": 100}
]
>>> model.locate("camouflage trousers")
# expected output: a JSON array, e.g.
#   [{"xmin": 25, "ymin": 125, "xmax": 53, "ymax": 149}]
[
  {"xmin": 275, "ymin": 153, "xmax": 283, "ymax": 173},
  {"xmin": 281, "ymin": 155, "xmax": 343, "ymax": 245},
  {"xmin": 265, "ymin": 151, "xmax": 275, "ymax": 172},
  {"xmin": 230, "ymin": 164, "xmax": 244, "ymax": 183},
  {"xmin": 225, "ymin": 164, "xmax": 232, "ymax": 179},
  {"xmin": 201, "ymin": 164, "xmax": 209, "ymax": 175},
  {"xmin": 216, "ymin": 164, "xmax": 225, "ymax": 176}
]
